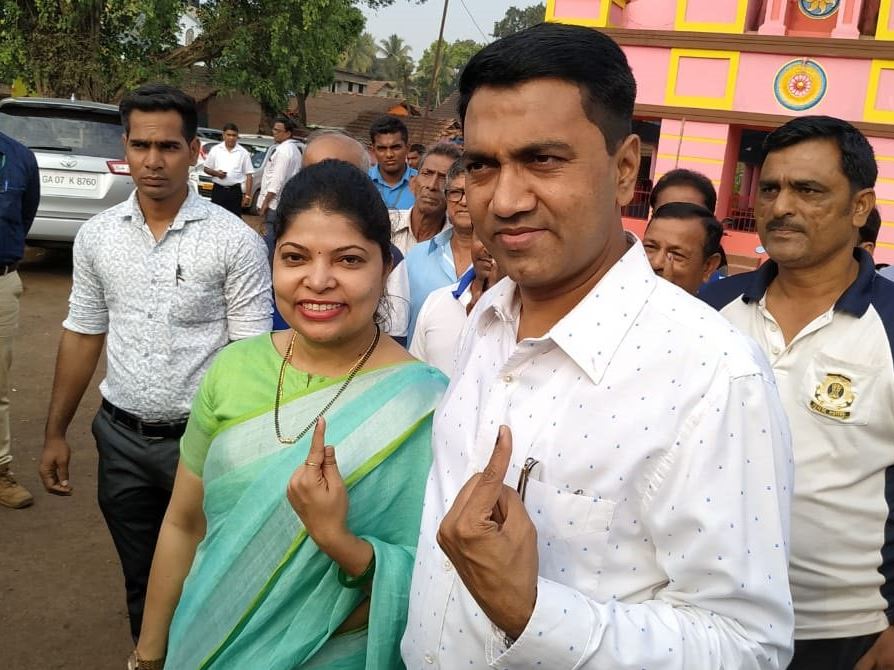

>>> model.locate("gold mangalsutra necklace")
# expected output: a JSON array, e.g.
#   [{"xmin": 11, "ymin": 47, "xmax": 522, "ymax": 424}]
[{"xmin": 274, "ymin": 324, "xmax": 381, "ymax": 444}]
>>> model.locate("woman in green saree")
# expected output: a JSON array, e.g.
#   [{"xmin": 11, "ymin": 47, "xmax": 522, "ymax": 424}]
[{"xmin": 131, "ymin": 160, "xmax": 448, "ymax": 669}]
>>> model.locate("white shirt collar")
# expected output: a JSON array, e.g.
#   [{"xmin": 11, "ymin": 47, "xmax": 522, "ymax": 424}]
[{"xmin": 476, "ymin": 235, "xmax": 656, "ymax": 385}]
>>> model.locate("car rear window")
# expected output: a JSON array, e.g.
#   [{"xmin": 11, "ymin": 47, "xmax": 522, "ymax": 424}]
[{"xmin": 0, "ymin": 106, "xmax": 124, "ymax": 159}]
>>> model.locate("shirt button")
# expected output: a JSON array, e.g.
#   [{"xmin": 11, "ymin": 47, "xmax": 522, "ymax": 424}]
[
  {"xmin": 503, "ymin": 375, "xmax": 513, "ymax": 384},
  {"xmin": 424, "ymin": 653, "xmax": 434, "ymax": 664},
  {"xmin": 771, "ymin": 346, "xmax": 781, "ymax": 355},
  {"xmin": 442, "ymin": 559, "xmax": 453, "ymax": 572}
]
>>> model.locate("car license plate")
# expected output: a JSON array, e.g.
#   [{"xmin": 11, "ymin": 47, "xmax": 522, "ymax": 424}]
[{"xmin": 40, "ymin": 170, "xmax": 99, "ymax": 192}]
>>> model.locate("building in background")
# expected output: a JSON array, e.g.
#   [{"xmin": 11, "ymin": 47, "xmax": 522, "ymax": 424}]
[{"xmin": 547, "ymin": 0, "xmax": 894, "ymax": 268}]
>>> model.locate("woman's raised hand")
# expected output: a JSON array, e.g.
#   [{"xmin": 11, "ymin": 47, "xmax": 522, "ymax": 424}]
[{"xmin": 286, "ymin": 417, "xmax": 349, "ymax": 547}]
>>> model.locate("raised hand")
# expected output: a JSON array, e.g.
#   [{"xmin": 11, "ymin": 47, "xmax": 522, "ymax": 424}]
[
  {"xmin": 437, "ymin": 425, "xmax": 539, "ymax": 640},
  {"xmin": 286, "ymin": 417, "xmax": 348, "ymax": 547}
]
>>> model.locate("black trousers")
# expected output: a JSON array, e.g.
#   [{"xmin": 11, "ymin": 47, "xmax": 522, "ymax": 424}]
[
  {"xmin": 210, "ymin": 183, "xmax": 243, "ymax": 217},
  {"xmin": 93, "ymin": 408, "xmax": 182, "ymax": 641},
  {"xmin": 788, "ymin": 632, "xmax": 881, "ymax": 670}
]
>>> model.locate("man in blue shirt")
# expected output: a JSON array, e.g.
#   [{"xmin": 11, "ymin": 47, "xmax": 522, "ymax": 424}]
[
  {"xmin": 368, "ymin": 115, "xmax": 417, "ymax": 210},
  {"xmin": 0, "ymin": 131, "xmax": 39, "ymax": 508}
]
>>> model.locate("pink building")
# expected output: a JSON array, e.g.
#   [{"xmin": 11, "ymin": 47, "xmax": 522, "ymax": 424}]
[{"xmin": 547, "ymin": 0, "xmax": 894, "ymax": 267}]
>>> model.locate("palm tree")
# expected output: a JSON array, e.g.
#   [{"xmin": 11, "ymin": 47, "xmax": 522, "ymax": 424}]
[
  {"xmin": 378, "ymin": 34, "xmax": 414, "ymax": 97},
  {"xmin": 340, "ymin": 32, "xmax": 378, "ymax": 74}
]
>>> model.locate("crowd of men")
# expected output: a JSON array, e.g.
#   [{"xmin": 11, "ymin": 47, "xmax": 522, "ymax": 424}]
[{"xmin": 1, "ymin": 21, "xmax": 894, "ymax": 669}]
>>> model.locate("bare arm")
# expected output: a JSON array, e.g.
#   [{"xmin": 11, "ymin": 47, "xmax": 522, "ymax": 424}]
[
  {"xmin": 38, "ymin": 329, "xmax": 105, "ymax": 494},
  {"xmin": 136, "ymin": 462, "xmax": 207, "ymax": 661}
]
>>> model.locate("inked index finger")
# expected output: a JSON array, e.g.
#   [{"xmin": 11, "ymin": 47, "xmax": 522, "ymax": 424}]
[
  {"xmin": 473, "ymin": 425, "xmax": 514, "ymax": 512},
  {"xmin": 306, "ymin": 417, "xmax": 326, "ymax": 466}
]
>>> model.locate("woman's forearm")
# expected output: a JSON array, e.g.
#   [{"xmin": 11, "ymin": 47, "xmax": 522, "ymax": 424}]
[
  {"xmin": 316, "ymin": 531, "xmax": 374, "ymax": 578},
  {"xmin": 136, "ymin": 519, "xmax": 205, "ymax": 658}
]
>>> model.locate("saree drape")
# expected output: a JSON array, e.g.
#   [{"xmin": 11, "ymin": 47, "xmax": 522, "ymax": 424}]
[{"xmin": 165, "ymin": 361, "xmax": 446, "ymax": 669}]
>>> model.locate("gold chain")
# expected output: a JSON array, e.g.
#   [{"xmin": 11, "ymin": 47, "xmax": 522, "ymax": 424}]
[{"xmin": 274, "ymin": 324, "xmax": 381, "ymax": 444}]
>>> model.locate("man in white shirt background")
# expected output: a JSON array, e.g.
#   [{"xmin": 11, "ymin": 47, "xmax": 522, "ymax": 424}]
[
  {"xmin": 258, "ymin": 114, "xmax": 302, "ymax": 258},
  {"xmin": 402, "ymin": 23, "xmax": 795, "ymax": 669},
  {"xmin": 203, "ymin": 122, "xmax": 254, "ymax": 217},
  {"xmin": 409, "ymin": 225, "xmax": 503, "ymax": 375}
]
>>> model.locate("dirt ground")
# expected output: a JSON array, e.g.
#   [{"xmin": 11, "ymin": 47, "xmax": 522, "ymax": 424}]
[
  {"xmin": 0, "ymin": 246, "xmax": 129, "ymax": 670},
  {"xmin": 1, "ymin": 216, "xmax": 264, "ymax": 670}
]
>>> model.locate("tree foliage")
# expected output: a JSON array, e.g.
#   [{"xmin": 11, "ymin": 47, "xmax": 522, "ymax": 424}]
[
  {"xmin": 340, "ymin": 31, "xmax": 378, "ymax": 74},
  {"xmin": 377, "ymin": 34, "xmax": 413, "ymax": 98},
  {"xmin": 0, "ymin": 0, "xmax": 409, "ymax": 126},
  {"xmin": 413, "ymin": 38, "xmax": 482, "ymax": 108},
  {"xmin": 492, "ymin": 3, "xmax": 546, "ymax": 39}
]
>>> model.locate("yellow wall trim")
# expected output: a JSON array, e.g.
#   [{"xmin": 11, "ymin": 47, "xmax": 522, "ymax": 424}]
[
  {"xmin": 878, "ymin": 0, "xmax": 894, "ymax": 41},
  {"xmin": 656, "ymin": 153, "xmax": 724, "ymax": 164},
  {"xmin": 675, "ymin": 0, "xmax": 748, "ymax": 33},
  {"xmin": 665, "ymin": 49, "xmax": 740, "ymax": 111},
  {"xmin": 545, "ymin": 0, "xmax": 613, "ymax": 27},
  {"xmin": 864, "ymin": 60, "xmax": 894, "ymax": 124},
  {"xmin": 659, "ymin": 133, "xmax": 727, "ymax": 145}
]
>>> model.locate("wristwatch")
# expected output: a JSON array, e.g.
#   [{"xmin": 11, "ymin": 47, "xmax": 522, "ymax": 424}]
[{"xmin": 127, "ymin": 650, "xmax": 165, "ymax": 670}]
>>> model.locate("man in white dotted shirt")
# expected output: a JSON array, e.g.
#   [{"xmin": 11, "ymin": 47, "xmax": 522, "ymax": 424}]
[
  {"xmin": 37, "ymin": 84, "xmax": 271, "ymax": 642},
  {"xmin": 402, "ymin": 24, "xmax": 795, "ymax": 669},
  {"xmin": 702, "ymin": 116, "xmax": 894, "ymax": 670}
]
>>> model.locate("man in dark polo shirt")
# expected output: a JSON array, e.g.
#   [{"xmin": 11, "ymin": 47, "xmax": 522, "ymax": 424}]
[{"xmin": 0, "ymin": 131, "xmax": 39, "ymax": 509}]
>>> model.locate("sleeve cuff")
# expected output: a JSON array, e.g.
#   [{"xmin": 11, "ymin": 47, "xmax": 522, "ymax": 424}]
[
  {"xmin": 62, "ymin": 315, "xmax": 108, "ymax": 335},
  {"xmin": 485, "ymin": 578, "xmax": 596, "ymax": 669}
]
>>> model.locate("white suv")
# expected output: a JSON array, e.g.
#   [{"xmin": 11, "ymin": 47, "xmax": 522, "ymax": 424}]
[{"xmin": 0, "ymin": 97, "xmax": 134, "ymax": 246}]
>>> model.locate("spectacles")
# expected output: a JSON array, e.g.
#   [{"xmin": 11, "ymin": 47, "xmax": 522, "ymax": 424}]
[
  {"xmin": 516, "ymin": 457, "xmax": 540, "ymax": 503},
  {"xmin": 445, "ymin": 188, "xmax": 466, "ymax": 202}
]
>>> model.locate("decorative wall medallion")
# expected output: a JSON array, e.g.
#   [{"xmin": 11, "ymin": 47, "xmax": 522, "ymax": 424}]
[
  {"xmin": 798, "ymin": 0, "xmax": 840, "ymax": 19},
  {"xmin": 774, "ymin": 59, "xmax": 828, "ymax": 111}
]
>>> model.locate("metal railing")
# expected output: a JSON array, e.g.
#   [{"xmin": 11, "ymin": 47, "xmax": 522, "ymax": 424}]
[{"xmin": 724, "ymin": 193, "xmax": 756, "ymax": 232}]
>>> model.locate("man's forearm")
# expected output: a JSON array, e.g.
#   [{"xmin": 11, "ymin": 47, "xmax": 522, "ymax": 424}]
[
  {"xmin": 244, "ymin": 176, "xmax": 253, "ymax": 196},
  {"xmin": 45, "ymin": 329, "xmax": 105, "ymax": 439}
]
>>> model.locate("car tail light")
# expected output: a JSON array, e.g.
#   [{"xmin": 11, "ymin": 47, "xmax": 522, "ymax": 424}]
[{"xmin": 107, "ymin": 160, "xmax": 131, "ymax": 176}]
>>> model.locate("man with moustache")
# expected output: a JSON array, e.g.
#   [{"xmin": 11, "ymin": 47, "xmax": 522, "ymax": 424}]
[
  {"xmin": 37, "ymin": 84, "xmax": 271, "ymax": 644},
  {"xmin": 388, "ymin": 143, "xmax": 461, "ymax": 255},
  {"xmin": 404, "ymin": 152, "xmax": 469, "ymax": 340},
  {"xmin": 643, "ymin": 202, "xmax": 725, "ymax": 295},
  {"xmin": 402, "ymin": 23, "xmax": 794, "ymax": 669},
  {"xmin": 702, "ymin": 116, "xmax": 894, "ymax": 670}
]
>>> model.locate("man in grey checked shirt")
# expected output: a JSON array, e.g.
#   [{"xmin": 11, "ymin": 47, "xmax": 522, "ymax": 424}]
[{"xmin": 37, "ymin": 84, "xmax": 271, "ymax": 641}]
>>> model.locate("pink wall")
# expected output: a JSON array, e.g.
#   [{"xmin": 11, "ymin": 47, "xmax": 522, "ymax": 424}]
[
  {"xmin": 680, "ymin": 0, "xmax": 743, "ymax": 24},
  {"xmin": 624, "ymin": 0, "xmax": 677, "ymax": 29},
  {"xmin": 869, "ymin": 137, "xmax": 894, "ymax": 264},
  {"xmin": 623, "ymin": 46, "xmax": 673, "ymax": 106},
  {"xmin": 626, "ymin": 44, "xmax": 874, "ymax": 124},
  {"xmin": 552, "ymin": 0, "xmax": 603, "ymax": 20}
]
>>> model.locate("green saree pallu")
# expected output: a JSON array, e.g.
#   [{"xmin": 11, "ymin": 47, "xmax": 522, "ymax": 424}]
[{"xmin": 165, "ymin": 360, "xmax": 447, "ymax": 670}]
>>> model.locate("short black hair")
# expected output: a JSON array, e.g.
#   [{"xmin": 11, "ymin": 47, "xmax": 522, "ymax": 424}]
[
  {"xmin": 860, "ymin": 207, "xmax": 882, "ymax": 246},
  {"xmin": 409, "ymin": 143, "xmax": 426, "ymax": 154},
  {"xmin": 119, "ymin": 84, "xmax": 198, "ymax": 142},
  {"xmin": 274, "ymin": 159, "xmax": 392, "ymax": 270},
  {"xmin": 649, "ymin": 168, "xmax": 717, "ymax": 213},
  {"xmin": 650, "ymin": 201, "xmax": 724, "ymax": 260},
  {"xmin": 273, "ymin": 115, "xmax": 297, "ymax": 133},
  {"xmin": 369, "ymin": 115, "xmax": 409, "ymax": 144},
  {"xmin": 457, "ymin": 23, "xmax": 635, "ymax": 153},
  {"xmin": 763, "ymin": 115, "xmax": 878, "ymax": 191},
  {"xmin": 222, "ymin": 122, "xmax": 239, "ymax": 133}
]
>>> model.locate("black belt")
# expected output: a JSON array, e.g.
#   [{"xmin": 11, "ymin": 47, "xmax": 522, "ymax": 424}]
[
  {"xmin": 101, "ymin": 399, "xmax": 187, "ymax": 439},
  {"xmin": 0, "ymin": 262, "xmax": 19, "ymax": 276},
  {"xmin": 214, "ymin": 183, "xmax": 242, "ymax": 190}
]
